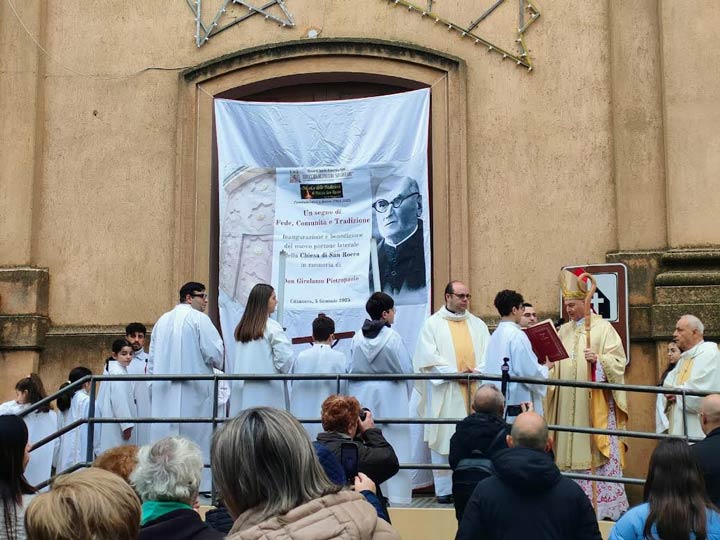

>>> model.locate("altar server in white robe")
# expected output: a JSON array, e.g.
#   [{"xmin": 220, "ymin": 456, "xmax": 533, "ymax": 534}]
[
  {"xmin": 0, "ymin": 373, "xmax": 58, "ymax": 489},
  {"xmin": 230, "ymin": 283, "xmax": 294, "ymax": 414},
  {"xmin": 149, "ymin": 282, "xmax": 224, "ymax": 489},
  {"xmin": 98, "ymin": 339, "xmax": 137, "ymax": 454},
  {"xmin": 125, "ymin": 322, "xmax": 152, "ymax": 446},
  {"xmin": 414, "ymin": 280, "xmax": 490, "ymax": 502},
  {"xmin": 663, "ymin": 314, "xmax": 720, "ymax": 438},
  {"xmin": 54, "ymin": 366, "xmax": 93, "ymax": 472},
  {"xmin": 349, "ymin": 292, "xmax": 414, "ymax": 504},
  {"xmin": 485, "ymin": 289, "xmax": 548, "ymax": 421},
  {"xmin": 291, "ymin": 313, "xmax": 347, "ymax": 440}
]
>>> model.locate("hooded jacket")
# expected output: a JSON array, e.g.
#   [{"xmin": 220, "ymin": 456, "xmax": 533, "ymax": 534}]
[
  {"xmin": 226, "ymin": 491, "xmax": 399, "ymax": 540},
  {"xmin": 456, "ymin": 447, "xmax": 602, "ymax": 540}
]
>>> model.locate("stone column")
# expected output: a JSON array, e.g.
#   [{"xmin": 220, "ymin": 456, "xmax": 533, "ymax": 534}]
[{"xmin": 0, "ymin": 268, "xmax": 50, "ymax": 401}]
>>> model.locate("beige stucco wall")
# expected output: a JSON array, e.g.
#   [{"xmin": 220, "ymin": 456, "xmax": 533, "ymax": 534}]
[{"xmin": 1, "ymin": 1, "xmax": 719, "ymax": 490}]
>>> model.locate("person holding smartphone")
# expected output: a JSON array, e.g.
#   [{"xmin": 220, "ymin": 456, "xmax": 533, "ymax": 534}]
[{"xmin": 316, "ymin": 395, "xmax": 400, "ymax": 519}]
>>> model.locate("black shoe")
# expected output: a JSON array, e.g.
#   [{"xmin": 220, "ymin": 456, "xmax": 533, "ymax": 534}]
[{"xmin": 436, "ymin": 495, "xmax": 454, "ymax": 504}]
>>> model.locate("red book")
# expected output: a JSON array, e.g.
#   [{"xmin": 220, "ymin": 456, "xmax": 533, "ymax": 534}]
[{"xmin": 522, "ymin": 319, "xmax": 570, "ymax": 364}]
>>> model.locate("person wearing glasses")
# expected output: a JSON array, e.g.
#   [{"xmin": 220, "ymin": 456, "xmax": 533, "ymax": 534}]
[
  {"xmin": 413, "ymin": 280, "xmax": 490, "ymax": 503},
  {"xmin": 371, "ymin": 175, "xmax": 427, "ymax": 302},
  {"xmin": 148, "ymin": 281, "xmax": 224, "ymax": 491}
]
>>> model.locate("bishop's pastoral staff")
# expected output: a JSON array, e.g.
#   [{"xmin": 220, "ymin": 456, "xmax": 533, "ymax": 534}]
[{"xmin": 413, "ymin": 280, "xmax": 490, "ymax": 504}]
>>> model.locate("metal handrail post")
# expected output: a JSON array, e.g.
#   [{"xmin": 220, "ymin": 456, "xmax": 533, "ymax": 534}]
[
  {"xmin": 682, "ymin": 388, "xmax": 689, "ymax": 441},
  {"xmin": 211, "ymin": 373, "xmax": 220, "ymax": 505},
  {"xmin": 86, "ymin": 377, "xmax": 97, "ymax": 464}
]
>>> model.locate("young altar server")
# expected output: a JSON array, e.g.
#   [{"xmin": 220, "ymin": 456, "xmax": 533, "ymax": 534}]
[
  {"xmin": 55, "ymin": 366, "xmax": 93, "ymax": 472},
  {"xmin": 290, "ymin": 313, "xmax": 347, "ymax": 440},
  {"xmin": 230, "ymin": 283, "xmax": 294, "ymax": 415},
  {"xmin": 97, "ymin": 339, "xmax": 137, "ymax": 454},
  {"xmin": 0, "ymin": 373, "xmax": 58, "ymax": 489},
  {"xmin": 348, "ymin": 292, "xmax": 413, "ymax": 504}
]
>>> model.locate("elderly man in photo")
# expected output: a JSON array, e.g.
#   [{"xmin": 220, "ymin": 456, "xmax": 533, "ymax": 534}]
[
  {"xmin": 372, "ymin": 174, "xmax": 426, "ymax": 299},
  {"xmin": 663, "ymin": 315, "xmax": 720, "ymax": 439},
  {"xmin": 413, "ymin": 280, "xmax": 490, "ymax": 503}
]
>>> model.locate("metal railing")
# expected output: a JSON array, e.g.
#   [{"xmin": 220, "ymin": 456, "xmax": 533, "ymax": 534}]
[{"xmin": 17, "ymin": 371, "xmax": 710, "ymax": 490}]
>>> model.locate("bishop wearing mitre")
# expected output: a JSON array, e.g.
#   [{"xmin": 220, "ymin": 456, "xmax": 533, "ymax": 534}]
[{"xmin": 546, "ymin": 268, "xmax": 629, "ymax": 520}]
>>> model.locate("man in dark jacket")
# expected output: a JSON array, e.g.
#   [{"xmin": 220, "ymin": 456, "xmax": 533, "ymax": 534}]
[
  {"xmin": 449, "ymin": 384, "xmax": 510, "ymax": 521},
  {"xmin": 456, "ymin": 412, "xmax": 601, "ymax": 540},
  {"xmin": 692, "ymin": 394, "xmax": 720, "ymax": 506}
]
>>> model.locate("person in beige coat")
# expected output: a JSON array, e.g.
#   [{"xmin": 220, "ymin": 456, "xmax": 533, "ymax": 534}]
[{"xmin": 211, "ymin": 407, "xmax": 399, "ymax": 540}]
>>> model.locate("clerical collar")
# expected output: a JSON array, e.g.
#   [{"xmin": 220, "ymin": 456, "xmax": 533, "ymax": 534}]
[{"xmin": 383, "ymin": 224, "xmax": 418, "ymax": 248}]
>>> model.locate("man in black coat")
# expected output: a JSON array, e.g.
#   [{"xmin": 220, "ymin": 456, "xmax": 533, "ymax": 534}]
[
  {"xmin": 456, "ymin": 412, "xmax": 601, "ymax": 540},
  {"xmin": 692, "ymin": 394, "xmax": 720, "ymax": 506},
  {"xmin": 449, "ymin": 384, "xmax": 510, "ymax": 520}
]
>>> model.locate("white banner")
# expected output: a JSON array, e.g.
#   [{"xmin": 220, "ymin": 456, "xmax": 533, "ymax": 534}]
[{"xmin": 215, "ymin": 89, "xmax": 431, "ymax": 370}]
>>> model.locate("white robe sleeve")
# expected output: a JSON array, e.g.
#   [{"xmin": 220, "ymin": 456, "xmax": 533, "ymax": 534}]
[
  {"xmin": 681, "ymin": 348, "xmax": 720, "ymax": 413},
  {"xmin": 269, "ymin": 324, "xmax": 294, "ymax": 374},
  {"xmin": 109, "ymin": 381, "xmax": 136, "ymax": 432},
  {"xmin": 511, "ymin": 333, "xmax": 548, "ymax": 397},
  {"xmin": 414, "ymin": 318, "xmax": 454, "ymax": 386},
  {"xmin": 197, "ymin": 315, "xmax": 225, "ymax": 370}
]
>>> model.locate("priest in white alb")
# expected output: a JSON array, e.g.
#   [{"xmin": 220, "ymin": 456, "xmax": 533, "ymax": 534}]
[
  {"xmin": 413, "ymin": 280, "xmax": 490, "ymax": 503},
  {"xmin": 546, "ymin": 269, "xmax": 629, "ymax": 520},
  {"xmin": 148, "ymin": 282, "xmax": 224, "ymax": 489},
  {"xmin": 663, "ymin": 314, "xmax": 720, "ymax": 439}
]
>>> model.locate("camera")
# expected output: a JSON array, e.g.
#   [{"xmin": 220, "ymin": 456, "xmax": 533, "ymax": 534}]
[{"xmin": 359, "ymin": 407, "xmax": 371, "ymax": 421}]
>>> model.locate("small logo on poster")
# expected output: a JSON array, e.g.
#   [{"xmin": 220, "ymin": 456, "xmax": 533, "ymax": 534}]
[{"xmin": 300, "ymin": 183, "xmax": 343, "ymax": 200}]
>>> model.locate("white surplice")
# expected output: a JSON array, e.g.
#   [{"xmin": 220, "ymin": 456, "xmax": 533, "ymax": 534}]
[
  {"xmin": 413, "ymin": 306, "xmax": 490, "ymax": 455},
  {"xmin": 127, "ymin": 349, "xmax": 152, "ymax": 446},
  {"xmin": 148, "ymin": 303, "xmax": 224, "ymax": 490},
  {"xmin": 56, "ymin": 389, "xmax": 91, "ymax": 472},
  {"xmin": 0, "ymin": 401, "xmax": 58, "ymax": 489},
  {"xmin": 290, "ymin": 343, "xmax": 347, "ymax": 440},
  {"xmin": 348, "ymin": 325, "xmax": 414, "ymax": 504},
  {"xmin": 484, "ymin": 320, "xmax": 548, "ymax": 419},
  {"xmin": 229, "ymin": 318, "xmax": 294, "ymax": 415},
  {"xmin": 663, "ymin": 340, "xmax": 720, "ymax": 438},
  {"xmin": 97, "ymin": 360, "xmax": 137, "ymax": 454}
]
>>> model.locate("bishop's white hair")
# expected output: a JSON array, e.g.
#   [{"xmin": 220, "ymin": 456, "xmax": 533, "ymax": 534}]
[{"xmin": 681, "ymin": 314, "xmax": 705, "ymax": 335}]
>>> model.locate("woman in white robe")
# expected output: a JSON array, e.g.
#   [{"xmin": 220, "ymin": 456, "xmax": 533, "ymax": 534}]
[
  {"xmin": 230, "ymin": 284, "xmax": 295, "ymax": 415},
  {"xmin": 348, "ymin": 293, "xmax": 413, "ymax": 505},
  {"xmin": 0, "ymin": 373, "xmax": 58, "ymax": 490},
  {"xmin": 290, "ymin": 314, "xmax": 347, "ymax": 440},
  {"xmin": 97, "ymin": 339, "xmax": 137, "ymax": 454}
]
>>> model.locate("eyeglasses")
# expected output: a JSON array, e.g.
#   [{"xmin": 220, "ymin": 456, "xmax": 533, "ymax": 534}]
[
  {"xmin": 451, "ymin": 293, "xmax": 472, "ymax": 300},
  {"xmin": 191, "ymin": 293, "xmax": 208, "ymax": 300},
  {"xmin": 372, "ymin": 192, "xmax": 420, "ymax": 213}
]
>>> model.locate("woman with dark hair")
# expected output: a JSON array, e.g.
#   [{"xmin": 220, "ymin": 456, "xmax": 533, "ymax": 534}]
[
  {"xmin": 0, "ymin": 415, "xmax": 36, "ymax": 540},
  {"xmin": 0, "ymin": 374, "xmax": 58, "ymax": 489},
  {"xmin": 212, "ymin": 407, "xmax": 398, "ymax": 540},
  {"xmin": 229, "ymin": 284, "xmax": 294, "ymax": 415},
  {"xmin": 610, "ymin": 438, "xmax": 720, "ymax": 540},
  {"xmin": 656, "ymin": 342, "xmax": 683, "ymax": 433},
  {"xmin": 55, "ymin": 366, "xmax": 93, "ymax": 473}
]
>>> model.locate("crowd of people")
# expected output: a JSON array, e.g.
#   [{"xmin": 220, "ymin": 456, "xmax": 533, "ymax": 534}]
[{"xmin": 1, "ymin": 272, "xmax": 720, "ymax": 539}]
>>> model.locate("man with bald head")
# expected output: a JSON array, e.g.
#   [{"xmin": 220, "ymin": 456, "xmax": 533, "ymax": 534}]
[
  {"xmin": 371, "ymin": 175, "xmax": 426, "ymax": 298},
  {"xmin": 692, "ymin": 394, "xmax": 720, "ymax": 505},
  {"xmin": 457, "ymin": 412, "xmax": 601, "ymax": 540},
  {"xmin": 449, "ymin": 385, "xmax": 509, "ymax": 521},
  {"xmin": 663, "ymin": 314, "xmax": 720, "ymax": 438},
  {"xmin": 414, "ymin": 280, "xmax": 490, "ymax": 503}
]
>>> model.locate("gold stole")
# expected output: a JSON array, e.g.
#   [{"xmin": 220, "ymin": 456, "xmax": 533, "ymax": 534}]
[
  {"xmin": 676, "ymin": 356, "xmax": 695, "ymax": 385},
  {"xmin": 447, "ymin": 319, "xmax": 476, "ymax": 414}
]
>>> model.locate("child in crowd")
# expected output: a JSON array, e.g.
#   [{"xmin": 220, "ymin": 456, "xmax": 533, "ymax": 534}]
[
  {"xmin": 97, "ymin": 339, "xmax": 137, "ymax": 454},
  {"xmin": 290, "ymin": 313, "xmax": 347, "ymax": 440},
  {"xmin": 55, "ymin": 367, "xmax": 93, "ymax": 472},
  {"xmin": 0, "ymin": 374, "xmax": 58, "ymax": 489},
  {"xmin": 348, "ymin": 292, "xmax": 413, "ymax": 505}
]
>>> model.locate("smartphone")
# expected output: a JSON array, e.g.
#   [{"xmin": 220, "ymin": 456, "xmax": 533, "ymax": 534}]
[{"xmin": 340, "ymin": 442, "xmax": 359, "ymax": 485}]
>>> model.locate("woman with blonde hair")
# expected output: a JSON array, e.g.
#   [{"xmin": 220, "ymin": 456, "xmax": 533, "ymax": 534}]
[
  {"xmin": 229, "ymin": 284, "xmax": 294, "ymax": 415},
  {"xmin": 25, "ymin": 468, "xmax": 140, "ymax": 540},
  {"xmin": 212, "ymin": 407, "xmax": 399, "ymax": 540}
]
